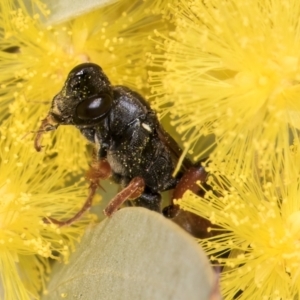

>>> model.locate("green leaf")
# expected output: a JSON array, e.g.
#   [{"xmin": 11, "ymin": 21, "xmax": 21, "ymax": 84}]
[
  {"xmin": 43, "ymin": 207, "xmax": 216, "ymax": 300},
  {"xmin": 25, "ymin": 0, "xmax": 119, "ymax": 25}
]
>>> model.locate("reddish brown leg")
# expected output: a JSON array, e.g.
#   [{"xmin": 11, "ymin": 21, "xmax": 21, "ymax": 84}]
[
  {"xmin": 43, "ymin": 182, "xmax": 98, "ymax": 226},
  {"xmin": 86, "ymin": 158, "xmax": 111, "ymax": 185},
  {"xmin": 164, "ymin": 166, "xmax": 208, "ymax": 219},
  {"xmin": 163, "ymin": 165, "xmax": 217, "ymax": 238},
  {"xmin": 45, "ymin": 158, "xmax": 112, "ymax": 227},
  {"xmin": 104, "ymin": 177, "xmax": 145, "ymax": 217},
  {"xmin": 173, "ymin": 166, "xmax": 208, "ymax": 200}
]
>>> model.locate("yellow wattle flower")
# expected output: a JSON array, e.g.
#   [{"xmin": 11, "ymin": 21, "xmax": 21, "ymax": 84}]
[
  {"xmin": 149, "ymin": 0, "xmax": 300, "ymax": 174},
  {"xmin": 0, "ymin": 119, "xmax": 97, "ymax": 300},
  {"xmin": 177, "ymin": 145, "xmax": 300, "ymax": 299}
]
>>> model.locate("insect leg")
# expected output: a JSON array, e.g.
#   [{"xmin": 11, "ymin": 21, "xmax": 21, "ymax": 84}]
[
  {"xmin": 86, "ymin": 158, "xmax": 111, "ymax": 186},
  {"xmin": 163, "ymin": 165, "xmax": 215, "ymax": 238},
  {"xmin": 104, "ymin": 177, "xmax": 145, "ymax": 217},
  {"xmin": 43, "ymin": 181, "xmax": 98, "ymax": 226},
  {"xmin": 44, "ymin": 158, "xmax": 112, "ymax": 227},
  {"xmin": 173, "ymin": 166, "xmax": 208, "ymax": 200},
  {"xmin": 163, "ymin": 165, "xmax": 208, "ymax": 218}
]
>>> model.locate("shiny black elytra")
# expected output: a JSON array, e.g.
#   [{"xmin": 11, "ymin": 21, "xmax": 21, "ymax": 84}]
[{"xmin": 35, "ymin": 63, "xmax": 208, "ymax": 231}]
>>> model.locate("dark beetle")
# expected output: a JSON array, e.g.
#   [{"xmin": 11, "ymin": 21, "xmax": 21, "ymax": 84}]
[{"xmin": 35, "ymin": 63, "xmax": 208, "ymax": 233}]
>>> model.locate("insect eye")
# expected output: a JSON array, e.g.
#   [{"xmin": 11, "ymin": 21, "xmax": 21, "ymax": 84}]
[{"xmin": 76, "ymin": 93, "xmax": 112, "ymax": 120}]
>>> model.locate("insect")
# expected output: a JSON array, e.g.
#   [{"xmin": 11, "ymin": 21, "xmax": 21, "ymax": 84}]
[{"xmin": 34, "ymin": 63, "xmax": 209, "ymax": 233}]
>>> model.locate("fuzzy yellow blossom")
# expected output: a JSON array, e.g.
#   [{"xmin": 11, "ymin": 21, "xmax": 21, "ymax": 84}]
[
  {"xmin": 177, "ymin": 143, "xmax": 300, "ymax": 299},
  {"xmin": 0, "ymin": 0, "xmax": 169, "ymax": 177},
  {"xmin": 149, "ymin": 0, "xmax": 300, "ymax": 173},
  {"xmin": 0, "ymin": 119, "xmax": 96, "ymax": 300}
]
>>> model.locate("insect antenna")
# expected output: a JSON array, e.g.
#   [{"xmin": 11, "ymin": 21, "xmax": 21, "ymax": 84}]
[{"xmin": 32, "ymin": 117, "xmax": 58, "ymax": 152}]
